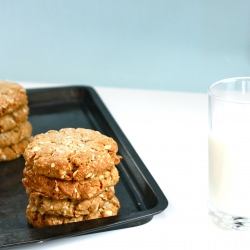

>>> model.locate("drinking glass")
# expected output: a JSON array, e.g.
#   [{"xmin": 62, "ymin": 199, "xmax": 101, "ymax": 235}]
[{"xmin": 208, "ymin": 77, "xmax": 250, "ymax": 230}]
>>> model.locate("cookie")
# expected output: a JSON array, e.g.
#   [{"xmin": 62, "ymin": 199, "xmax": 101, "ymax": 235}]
[
  {"xmin": 27, "ymin": 186, "xmax": 118, "ymax": 217},
  {"xmin": 26, "ymin": 194, "xmax": 120, "ymax": 228},
  {"xmin": 0, "ymin": 120, "xmax": 32, "ymax": 148},
  {"xmin": 0, "ymin": 81, "xmax": 28, "ymax": 116},
  {"xmin": 22, "ymin": 165, "xmax": 120, "ymax": 200},
  {"xmin": 26, "ymin": 210, "xmax": 83, "ymax": 228},
  {"xmin": 0, "ymin": 136, "xmax": 33, "ymax": 161},
  {"xmin": 23, "ymin": 128, "xmax": 122, "ymax": 181},
  {"xmin": 0, "ymin": 105, "xmax": 29, "ymax": 132}
]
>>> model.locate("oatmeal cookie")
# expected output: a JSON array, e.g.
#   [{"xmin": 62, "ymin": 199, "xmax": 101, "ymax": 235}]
[
  {"xmin": 0, "ymin": 81, "xmax": 28, "ymax": 116},
  {"xmin": 26, "ymin": 193, "xmax": 120, "ymax": 228},
  {"xmin": 22, "ymin": 165, "xmax": 120, "ymax": 200},
  {"xmin": 27, "ymin": 186, "xmax": 119, "ymax": 218},
  {"xmin": 0, "ymin": 136, "xmax": 33, "ymax": 161},
  {"xmin": 23, "ymin": 128, "xmax": 122, "ymax": 181},
  {"xmin": 0, "ymin": 105, "xmax": 29, "ymax": 132},
  {"xmin": 0, "ymin": 120, "xmax": 32, "ymax": 148}
]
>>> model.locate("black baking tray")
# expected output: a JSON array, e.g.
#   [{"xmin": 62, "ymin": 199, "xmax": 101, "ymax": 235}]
[{"xmin": 0, "ymin": 86, "xmax": 168, "ymax": 248}]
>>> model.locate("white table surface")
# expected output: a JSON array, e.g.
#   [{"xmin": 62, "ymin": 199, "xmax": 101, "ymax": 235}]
[{"xmin": 8, "ymin": 82, "xmax": 250, "ymax": 250}]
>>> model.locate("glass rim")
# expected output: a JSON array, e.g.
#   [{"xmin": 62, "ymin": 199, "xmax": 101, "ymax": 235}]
[{"xmin": 208, "ymin": 76, "xmax": 250, "ymax": 104}]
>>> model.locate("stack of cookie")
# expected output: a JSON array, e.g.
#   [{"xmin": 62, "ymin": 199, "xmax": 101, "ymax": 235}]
[
  {"xmin": 0, "ymin": 81, "xmax": 32, "ymax": 161},
  {"xmin": 22, "ymin": 128, "xmax": 122, "ymax": 227}
]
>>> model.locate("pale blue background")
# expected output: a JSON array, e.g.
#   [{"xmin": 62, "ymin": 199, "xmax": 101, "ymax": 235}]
[{"xmin": 0, "ymin": 0, "xmax": 250, "ymax": 93}]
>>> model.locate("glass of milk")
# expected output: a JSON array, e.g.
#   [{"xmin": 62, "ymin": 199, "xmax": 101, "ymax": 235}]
[{"xmin": 208, "ymin": 77, "xmax": 250, "ymax": 230}]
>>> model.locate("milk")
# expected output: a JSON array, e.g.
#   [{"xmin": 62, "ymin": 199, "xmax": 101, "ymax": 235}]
[
  {"xmin": 209, "ymin": 132, "xmax": 250, "ymax": 217},
  {"xmin": 208, "ymin": 78, "xmax": 250, "ymax": 229}
]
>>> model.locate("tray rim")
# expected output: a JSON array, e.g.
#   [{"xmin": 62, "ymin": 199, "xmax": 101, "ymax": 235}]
[{"xmin": 0, "ymin": 85, "xmax": 168, "ymax": 248}]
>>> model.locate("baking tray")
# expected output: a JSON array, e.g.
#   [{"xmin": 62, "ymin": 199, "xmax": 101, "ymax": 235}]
[{"xmin": 0, "ymin": 86, "xmax": 168, "ymax": 248}]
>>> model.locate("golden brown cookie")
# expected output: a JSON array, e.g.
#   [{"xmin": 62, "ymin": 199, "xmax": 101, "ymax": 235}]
[
  {"xmin": 0, "ymin": 105, "xmax": 29, "ymax": 132},
  {"xmin": 0, "ymin": 81, "xmax": 28, "ymax": 116},
  {"xmin": 28, "ymin": 186, "xmax": 118, "ymax": 217},
  {"xmin": 22, "ymin": 165, "xmax": 120, "ymax": 200},
  {"xmin": 23, "ymin": 128, "xmax": 122, "ymax": 181},
  {"xmin": 0, "ymin": 136, "xmax": 33, "ymax": 161},
  {"xmin": 26, "ymin": 210, "xmax": 83, "ymax": 228},
  {"xmin": 0, "ymin": 120, "xmax": 32, "ymax": 148},
  {"xmin": 26, "ymin": 194, "xmax": 120, "ymax": 228}
]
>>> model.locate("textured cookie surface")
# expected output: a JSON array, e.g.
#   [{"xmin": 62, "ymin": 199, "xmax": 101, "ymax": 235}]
[
  {"xmin": 26, "ymin": 192, "xmax": 120, "ymax": 228},
  {"xmin": 27, "ymin": 186, "xmax": 118, "ymax": 218},
  {"xmin": 23, "ymin": 128, "xmax": 122, "ymax": 181},
  {"xmin": 23, "ymin": 165, "xmax": 119, "ymax": 200},
  {"xmin": 0, "ymin": 105, "xmax": 29, "ymax": 132},
  {"xmin": 0, "ymin": 81, "xmax": 28, "ymax": 116},
  {"xmin": 0, "ymin": 136, "xmax": 33, "ymax": 161},
  {"xmin": 0, "ymin": 120, "xmax": 32, "ymax": 148}
]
